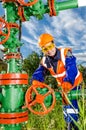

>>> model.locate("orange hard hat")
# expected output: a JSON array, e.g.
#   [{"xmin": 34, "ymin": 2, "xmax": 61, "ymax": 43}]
[{"xmin": 38, "ymin": 33, "xmax": 54, "ymax": 48}]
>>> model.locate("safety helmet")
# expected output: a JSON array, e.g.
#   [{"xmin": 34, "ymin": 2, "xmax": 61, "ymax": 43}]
[{"xmin": 38, "ymin": 33, "xmax": 54, "ymax": 48}]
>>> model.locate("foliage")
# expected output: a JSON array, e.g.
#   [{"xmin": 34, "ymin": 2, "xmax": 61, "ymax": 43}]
[
  {"xmin": 44, "ymin": 75, "xmax": 57, "ymax": 89},
  {"xmin": 78, "ymin": 65, "xmax": 86, "ymax": 84},
  {"xmin": 0, "ymin": 59, "xmax": 7, "ymax": 72},
  {"xmin": 23, "ymin": 51, "xmax": 41, "ymax": 78}
]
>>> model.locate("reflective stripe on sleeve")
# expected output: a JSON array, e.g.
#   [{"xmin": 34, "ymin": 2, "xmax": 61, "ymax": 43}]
[
  {"xmin": 66, "ymin": 108, "xmax": 78, "ymax": 114},
  {"xmin": 60, "ymin": 48, "xmax": 65, "ymax": 65},
  {"xmin": 75, "ymin": 70, "xmax": 80, "ymax": 79},
  {"xmin": 42, "ymin": 57, "xmax": 47, "ymax": 68}
]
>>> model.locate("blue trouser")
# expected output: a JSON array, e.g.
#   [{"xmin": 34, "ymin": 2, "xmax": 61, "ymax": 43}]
[{"xmin": 63, "ymin": 86, "xmax": 80, "ymax": 123}]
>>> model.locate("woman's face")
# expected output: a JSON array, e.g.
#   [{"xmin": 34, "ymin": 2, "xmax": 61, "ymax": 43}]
[{"xmin": 42, "ymin": 42, "xmax": 56, "ymax": 57}]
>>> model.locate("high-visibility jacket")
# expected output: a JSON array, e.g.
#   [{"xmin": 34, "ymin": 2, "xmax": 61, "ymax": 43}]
[{"xmin": 31, "ymin": 48, "xmax": 82, "ymax": 89}]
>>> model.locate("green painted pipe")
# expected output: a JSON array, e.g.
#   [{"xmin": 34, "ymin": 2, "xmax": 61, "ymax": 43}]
[
  {"xmin": 37, "ymin": 88, "xmax": 86, "ymax": 107},
  {"xmin": 0, "ymin": 3, "xmax": 27, "ymax": 130},
  {"xmin": 56, "ymin": 0, "xmax": 78, "ymax": 11},
  {"xmin": 55, "ymin": 89, "xmax": 85, "ymax": 101},
  {"xmin": 0, "ymin": 124, "xmax": 22, "ymax": 130},
  {"xmin": 0, "ymin": 93, "xmax": 2, "ymax": 102}
]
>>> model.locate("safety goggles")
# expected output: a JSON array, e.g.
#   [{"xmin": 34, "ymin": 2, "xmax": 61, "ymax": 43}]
[{"xmin": 41, "ymin": 43, "xmax": 55, "ymax": 53}]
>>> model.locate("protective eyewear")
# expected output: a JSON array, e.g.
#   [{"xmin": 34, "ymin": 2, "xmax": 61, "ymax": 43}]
[{"xmin": 42, "ymin": 43, "xmax": 55, "ymax": 53}]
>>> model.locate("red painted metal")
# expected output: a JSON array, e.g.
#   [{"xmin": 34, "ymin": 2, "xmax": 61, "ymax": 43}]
[
  {"xmin": 0, "ymin": 73, "xmax": 28, "ymax": 85},
  {"xmin": 0, "ymin": 111, "xmax": 28, "ymax": 124}
]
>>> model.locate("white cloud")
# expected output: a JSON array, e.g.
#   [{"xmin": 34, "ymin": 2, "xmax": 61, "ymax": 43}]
[{"xmin": 22, "ymin": 35, "xmax": 37, "ymax": 45}]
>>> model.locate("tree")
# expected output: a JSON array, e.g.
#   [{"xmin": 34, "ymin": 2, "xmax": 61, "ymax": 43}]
[
  {"xmin": 78, "ymin": 64, "xmax": 86, "ymax": 84},
  {"xmin": 23, "ymin": 51, "xmax": 41, "ymax": 79}
]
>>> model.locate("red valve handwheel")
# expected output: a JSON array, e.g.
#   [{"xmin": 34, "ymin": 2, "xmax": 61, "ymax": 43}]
[
  {"xmin": 17, "ymin": 0, "xmax": 38, "ymax": 6},
  {"xmin": 0, "ymin": 17, "xmax": 10, "ymax": 44},
  {"xmin": 25, "ymin": 83, "xmax": 56, "ymax": 115}
]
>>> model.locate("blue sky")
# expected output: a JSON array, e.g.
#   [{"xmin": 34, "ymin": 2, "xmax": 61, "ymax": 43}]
[{"xmin": 0, "ymin": 2, "xmax": 86, "ymax": 65}]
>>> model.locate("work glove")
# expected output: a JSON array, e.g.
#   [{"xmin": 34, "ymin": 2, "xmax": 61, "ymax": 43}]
[
  {"xmin": 62, "ymin": 82, "xmax": 73, "ymax": 93},
  {"xmin": 61, "ymin": 82, "xmax": 73, "ymax": 105}
]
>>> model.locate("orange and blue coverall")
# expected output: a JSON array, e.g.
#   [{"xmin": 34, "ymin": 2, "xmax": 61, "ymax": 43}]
[{"xmin": 31, "ymin": 48, "xmax": 82, "ymax": 124}]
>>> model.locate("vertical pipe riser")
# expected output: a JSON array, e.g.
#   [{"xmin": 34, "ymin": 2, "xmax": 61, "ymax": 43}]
[
  {"xmin": 0, "ymin": 3, "xmax": 28, "ymax": 130},
  {"xmin": 1, "ymin": 86, "xmax": 24, "ymax": 111}
]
